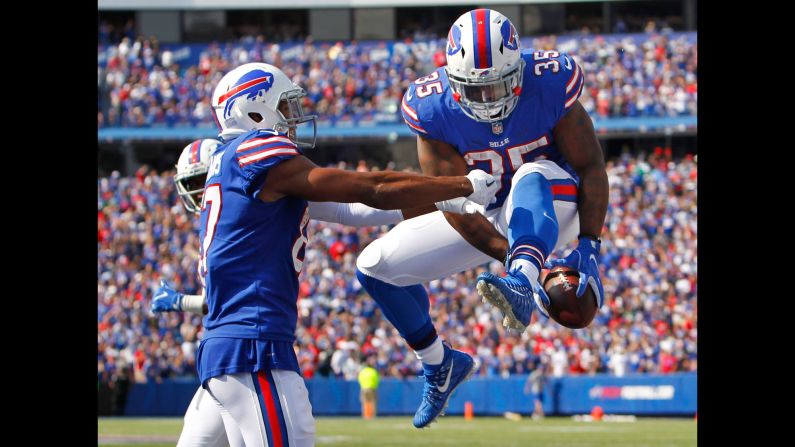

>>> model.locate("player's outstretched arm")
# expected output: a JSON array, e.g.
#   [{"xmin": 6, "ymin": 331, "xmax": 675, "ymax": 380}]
[
  {"xmin": 552, "ymin": 101, "xmax": 608, "ymax": 239},
  {"xmin": 307, "ymin": 202, "xmax": 443, "ymax": 226},
  {"xmin": 258, "ymin": 155, "xmax": 495, "ymax": 210},
  {"xmin": 417, "ymin": 135, "xmax": 509, "ymax": 262}
]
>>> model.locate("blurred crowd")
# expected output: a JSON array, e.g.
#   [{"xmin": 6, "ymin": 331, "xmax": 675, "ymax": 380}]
[
  {"xmin": 98, "ymin": 149, "xmax": 697, "ymax": 384},
  {"xmin": 97, "ymin": 29, "xmax": 696, "ymax": 129}
]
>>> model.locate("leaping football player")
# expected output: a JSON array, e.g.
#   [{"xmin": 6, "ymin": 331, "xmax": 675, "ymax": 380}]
[{"xmin": 355, "ymin": 9, "xmax": 609, "ymax": 428}]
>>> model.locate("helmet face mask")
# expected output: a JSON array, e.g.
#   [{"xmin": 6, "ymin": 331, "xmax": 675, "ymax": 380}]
[
  {"xmin": 174, "ymin": 166, "xmax": 208, "ymax": 215},
  {"xmin": 174, "ymin": 139, "xmax": 220, "ymax": 215},
  {"xmin": 274, "ymin": 88, "xmax": 317, "ymax": 150},
  {"xmin": 447, "ymin": 60, "xmax": 525, "ymax": 122},
  {"xmin": 444, "ymin": 9, "xmax": 525, "ymax": 123}
]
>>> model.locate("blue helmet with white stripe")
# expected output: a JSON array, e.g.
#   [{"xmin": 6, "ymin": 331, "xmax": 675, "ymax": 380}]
[
  {"xmin": 445, "ymin": 9, "xmax": 524, "ymax": 122},
  {"xmin": 211, "ymin": 63, "xmax": 317, "ymax": 148}
]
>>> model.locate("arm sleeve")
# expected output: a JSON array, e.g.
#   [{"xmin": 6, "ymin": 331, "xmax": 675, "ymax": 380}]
[
  {"xmin": 181, "ymin": 294, "xmax": 206, "ymax": 315},
  {"xmin": 308, "ymin": 202, "xmax": 404, "ymax": 227}
]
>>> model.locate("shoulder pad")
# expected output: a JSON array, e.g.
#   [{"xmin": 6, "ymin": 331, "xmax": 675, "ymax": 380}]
[
  {"xmin": 401, "ymin": 69, "xmax": 447, "ymax": 139},
  {"xmin": 526, "ymin": 51, "xmax": 585, "ymax": 116},
  {"xmin": 235, "ymin": 130, "xmax": 299, "ymax": 169}
]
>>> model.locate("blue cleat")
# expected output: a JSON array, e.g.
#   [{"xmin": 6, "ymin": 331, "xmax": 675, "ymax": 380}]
[
  {"xmin": 413, "ymin": 343, "xmax": 476, "ymax": 428},
  {"xmin": 476, "ymin": 271, "xmax": 537, "ymax": 331}
]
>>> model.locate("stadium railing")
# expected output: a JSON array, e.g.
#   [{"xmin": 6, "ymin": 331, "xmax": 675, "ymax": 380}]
[
  {"xmin": 97, "ymin": 116, "xmax": 697, "ymax": 141},
  {"xmin": 118, "ymin": 373, "xmax": 696, "ymax": 417}
]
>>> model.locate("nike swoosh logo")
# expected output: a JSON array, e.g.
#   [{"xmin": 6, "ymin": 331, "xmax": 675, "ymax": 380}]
[
  {"xmin": 564, "ymin": 56, "xmax": 573, "ymax": 70},
  {"xmin": 406, "ymin": 88, "xmax": 413, "ymax": 101},
  {"xmin": 437, "ymin": 359, "xmax": 454, "ymax": 393},
  {"xmin": 486, "ymin": 180, "xmax": 495, "ymax": 187},
  {"xmin": 154, "ymin": 292, "xmax": 168, "ymax": 300},
  {"xmin": 587, "ymin": 254, "xmax": 602, "ymax": 304}
]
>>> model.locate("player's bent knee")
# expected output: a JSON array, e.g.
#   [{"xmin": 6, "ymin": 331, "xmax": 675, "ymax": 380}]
[
  {"xmin": 356, "ymin": 237, "xmax": 401, "ymax": 284},
  {"xmin": 356, "ymin": 240, "xmax": 382, "ymax": 271},
  {"xmin": 512, "ymin": 160, "xmax": 569, "ymax": 184}
]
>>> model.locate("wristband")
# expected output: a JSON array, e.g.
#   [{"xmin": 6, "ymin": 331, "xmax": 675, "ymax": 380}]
[
  {"xmin": 181, "ymin": 294, "xmax": 206, "ymax": 315},
  {"xmin": 578, "ymin": 234, "xmax": 601, "ymax": 244}
]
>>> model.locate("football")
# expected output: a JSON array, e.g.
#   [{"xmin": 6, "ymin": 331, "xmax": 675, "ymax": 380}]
[{"xmin": 540, "ymin": 266, "xmax": 597, "ymax": 329}]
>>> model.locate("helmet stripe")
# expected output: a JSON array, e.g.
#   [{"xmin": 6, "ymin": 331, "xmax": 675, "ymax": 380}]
[
  {"xmin": 190, "ymin": 140, "xmax": 200, "ymax": 164},
  {"xmin": 470, "ymin": 11, "xmax": 480, "ymax": 69},
  {"xmin": 472, "ymin": 9, "xmax": 490, "ymax": 69},
  {"xmin": 484, "ymin": 9, "xmax": 492, "ymax": 68}
]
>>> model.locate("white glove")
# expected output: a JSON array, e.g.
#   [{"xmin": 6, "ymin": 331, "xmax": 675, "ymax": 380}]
[
  {"xmin": 465, "ymin": 170, "xmax": 499, "ymax": 206},
  {"xmin": 435, "ymin": 197, "xmax": 486, "ymax": 215}
]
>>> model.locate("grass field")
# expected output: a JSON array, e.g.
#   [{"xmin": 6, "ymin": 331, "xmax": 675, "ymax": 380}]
[{"xmin": 98, "ymin": 416, "xmax": 696, "ymax": 446}]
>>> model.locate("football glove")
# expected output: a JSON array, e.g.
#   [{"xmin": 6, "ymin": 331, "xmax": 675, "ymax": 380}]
[
  {"xmin": 545, "ymin": 236, "xmax": 604, "ymax": 308},
  {"xmin": 435, "ymin": 197, "xmax": 486, "ymax": 215},
  {"xmin": 151, "ymin": 280, "xmax": 184, "ymax": 313},
  {"xmin": 464, "ymin": 170, "xmax": 499, "ymax": 206}
]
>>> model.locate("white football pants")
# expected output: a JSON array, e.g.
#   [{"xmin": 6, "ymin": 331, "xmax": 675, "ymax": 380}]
[
  {"xmin": 205, "ymin": 370, "xmax": 315, "ymax": 447},
  {"xmin": 357, "ymin": 160, "xmax": 580, "ymax": 286},
  {"xmin": 177, "ymin": 386, "xmax": 239, "ymax": 447}
]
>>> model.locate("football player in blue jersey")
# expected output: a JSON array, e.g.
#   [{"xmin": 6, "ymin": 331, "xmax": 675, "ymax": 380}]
[
  {"xmin": 153, "ymin": 138, "xmax": 482, "ymax": 447},
  {"xmin": 355, "ymin": 9, "xmax": 609, "ymax": 428},
  {"xmin": 152, "ymin": 138, "xmax": 241, "ymax": 447},
  {"xmin": 184, "ymin": 62, "xmax": 497, "ymax": 447}
]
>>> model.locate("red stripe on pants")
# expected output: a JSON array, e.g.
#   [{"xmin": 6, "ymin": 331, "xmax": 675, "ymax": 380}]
[{"xmin": 257, "ymin": 370, "xmax": 284, "ymax": 447}]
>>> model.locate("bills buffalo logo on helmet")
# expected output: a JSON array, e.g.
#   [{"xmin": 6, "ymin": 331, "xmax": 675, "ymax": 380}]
[
  {"xmin": 218, "ymin": 69, "xmax": 275, "ymax": 119},
  {"xmin": 447, "ymin": 25, "xmax": 463, "ymax": 56},
  {"xmin": 500, "ymin": 21, "xmax": 519, "ymax": 51}
]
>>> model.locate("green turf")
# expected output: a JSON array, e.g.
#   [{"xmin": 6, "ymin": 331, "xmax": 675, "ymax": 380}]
[{"xmin": 98, "ymin": 416, "xmax": 696, "ymax": 446}]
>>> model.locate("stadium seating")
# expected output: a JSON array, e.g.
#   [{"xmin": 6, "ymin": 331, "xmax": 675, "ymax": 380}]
[{"xmin": 97, "ymin": 32, "xmax": 697, "ymax": 129}]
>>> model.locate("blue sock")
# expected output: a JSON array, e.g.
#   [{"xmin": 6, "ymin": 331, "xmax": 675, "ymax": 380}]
[
  {"xmin": 355, "ymin": 269, "xmax": 437, "ymax": 350},
  {"xmin": 506, "ymin": 173, "xmax": 560, "ymax": 285}
]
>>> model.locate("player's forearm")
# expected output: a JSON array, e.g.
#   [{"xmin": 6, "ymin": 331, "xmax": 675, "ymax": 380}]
[
  {"xmin": 443, "ymin": 212, "xmax": 508, "ymax": 261},
  {"xmin": 575, "ymin": 165, "xmax": 608, "ymax": 238},
  {"xmin": 358, "ymin": 172, "xmax": 473, "ymax": 210},
  {"xmin": 401, "ymin": 204, "xmax": 437, "ymax": 219}
]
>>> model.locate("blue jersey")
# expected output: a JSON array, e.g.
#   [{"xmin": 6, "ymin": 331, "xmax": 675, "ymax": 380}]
[
  {"xmin": 401, "ymin": 50, "xmax": 585, "ymax": 210},
  {"xmin": 196, "ymin": 128, "xmax": 308, "ymax": 384}
]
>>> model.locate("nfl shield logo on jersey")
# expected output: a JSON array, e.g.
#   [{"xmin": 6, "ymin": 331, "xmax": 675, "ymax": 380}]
[{"xmin": 491, "ymin": 121, "xmax": 503, "ymax": 135}]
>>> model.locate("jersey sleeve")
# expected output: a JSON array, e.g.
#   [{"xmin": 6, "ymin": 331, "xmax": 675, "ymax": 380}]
[
  {"xmin": 235, "ymin": 129, "xmax": 301, "ymax": 197},
  {"xmin": 530, "ymin": 51, "xmax": 586, "ymax": 122},
  {"xmin": 559, "ymin": 54, "xmax": 586, "ymax": 115},
  {"xmin": 400, "ymin": 76, "xmax": 445, "ymax": 142}
]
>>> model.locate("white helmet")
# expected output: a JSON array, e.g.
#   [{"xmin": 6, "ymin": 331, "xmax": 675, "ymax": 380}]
[
  {"xmin": 174, "ymin": 139, "xmax": 220, "ymax": 214},
  {"xmin": 445, "ymin": 9, "xmax": 525, "ymax": 122},
  {"xmin": 211, "ymin": 62, "xmax": 317, "ymax": 149}
]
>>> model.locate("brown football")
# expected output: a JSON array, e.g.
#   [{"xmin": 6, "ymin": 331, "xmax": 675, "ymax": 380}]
[{"xmin": 539, "ymin": 266, "xmax": 597, "ymax": 329}]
